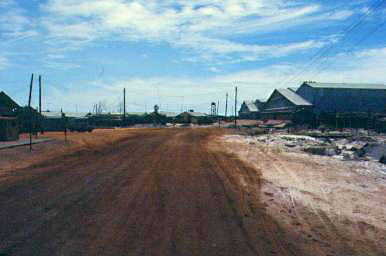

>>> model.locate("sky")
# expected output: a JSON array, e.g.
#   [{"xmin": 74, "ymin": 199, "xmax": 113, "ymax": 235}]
[{"xmin": 1, "ymin": 0, "xmax": 386, "ymax": 114}]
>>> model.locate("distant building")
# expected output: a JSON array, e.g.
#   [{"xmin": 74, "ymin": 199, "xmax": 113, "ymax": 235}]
[
  {"xmin": 41, "ymin": 111, "xmax": 66, "ymax": 131},
  {"xmin": 0, "ymin": 116, "xmax": 19, "ymax": 141},
  {"xmin": 261, "ymin": 88, "xmax": 313, "ymax": 122},
  {"xmin": 176, "ymin": 111, "xmax": 212, "ymax": 124},
  {"xmin": 0, "ymin": 91, "xmax": 19, "ymax": 116},
  {"xmin": 159, "ymin": 111, "xmax": 178, "ymax": 118},
  {"xmin": 296, "ymin": 82, "xmax": 386, "ymax": 114},
  {"xmin": 41, "ymin": 111, "xmax": 91, "ymax": 131},
  {"xmin": 0, "ymin": 91, "xmax": 20, "ymax": 141},
  {"xmin": 239, "ymin": 100, "xmax": 265, "ymax": 119},
  {"xmin": 125, "ymin": 112, "xmax": 146, "ymax": 116},
  {"xmin": 255, "ymin": 81, "xmax": 386, "ymax": 125}
]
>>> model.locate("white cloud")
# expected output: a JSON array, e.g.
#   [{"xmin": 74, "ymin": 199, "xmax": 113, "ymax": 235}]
[
  {"xmin": 0, "ymin": 0, "xmax": 38, "ymax": 41},
  {"xmin": 41, "ymin": 18, "xmax": 99, "ymax": 41},
  {"xmin": 208, "ymin": 66, "xmax": 221, "ymax": 73},
  {"xmin": 328, "ymin": 10, "xmax": 354, "ymax": 20},
  {"xmin": 0, "ymin": 56, "xmax": 8, "ymax": 69},
  {"xmin": 40, "ymin": 0, "xmax": 353, "ymax": 62},
  {"xmin": 44, "ymin": 46, "xmax": 386, "ymax": 113}
]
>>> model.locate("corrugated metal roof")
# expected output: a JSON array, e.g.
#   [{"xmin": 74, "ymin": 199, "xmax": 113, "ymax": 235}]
[
  {"xmin": 159, "ymin": 111, "xmax": 178, "ymax": 117},
  {"xmin": 304, "ymin": 82, "xmax": 386, "ymax": 89},
  {"xmin": 0, "ymin": 91, "xmax": 19, "ymax": 109},
  {"xmin": 41, "ymin": 111, "xmax": 88, "ymax": 119},
  {"xmin": 41, "ymin": 111, "xmax": 63, "ymax": 119},
  {"xmin": 246, "ymin": 101, "xmax": 259, "ymax": 112},
  {"xmin": 276, "ymin": 89, "xmax": 312, "ymax": 106},
  {"xmin": 64, "ymin": 112, "xmax": 89, "ymax": 119},
  {"xmin": 288, "ymin": 87, "xmax": 298, "ymax": 92},
  {"xmin": 125, "ymin": 112, "xmax": 146, "ymax": 116},
  {"xmin": 184, "ymin": 112, "xmax": 207, "ymax": 117}
]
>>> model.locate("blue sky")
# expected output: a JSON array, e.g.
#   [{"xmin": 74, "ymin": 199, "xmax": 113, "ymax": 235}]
[{"xmin": 1, "ymin": 0, "xmax": 386, "ymax": 114}]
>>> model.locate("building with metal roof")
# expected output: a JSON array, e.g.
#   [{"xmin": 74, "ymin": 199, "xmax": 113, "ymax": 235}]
[
  {"xmin": 261, "ymin": 88, "xmax": 313, "ymax": 122},
  {"xmin": 0, "ymin": 91, "xmax": 19, "ymax": 116},
  {"xmin": 64, "ymin": 112, "xmax": 89, "ymax": 119},
  {"xmin": 176, "ymin": 111, "xmax": 212, "ymax": 124},
  {"xmin": 275, "ymin": 89, "xmax": 312, "ymax": 106},
  {"xmin": 239, "ymin": 100, "xmax": 265, "ymax": 119},
  {"xmin": 41, "ymin": 111, "xmax": 90, "ymax": 119},
  {"xmin": 125, "ymin": 112, "xmax": 146, "ymax": 116},
  {"xmin": 41, "ymin": 111, "xmax": 65, "ymax": 119},
  {"xmin": 0, "ymin": 92, "xmax": 20, "ymax": 141},
  {"xmin": 159, "ymin": 111, "xmax": 178, "ymax": 118},
  {"xmin": 297, "ymin": 82, "xmax": 386, "ymax": 114},
  {"xmin": 300, "ymin": 82, "xmax": 386, "ymax": 90},
  {"xmin": 0, "ymin": 116, "xmax": 19, "ymax": 141}
]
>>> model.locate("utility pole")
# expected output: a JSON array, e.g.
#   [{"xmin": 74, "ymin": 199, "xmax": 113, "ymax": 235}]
[
  {"xmin": 217, "ymin": 100, "xmax": 220, "ymax": 128},
  {"xmin": 39, "ymin": 75, "xmax": 43, "ymax": 135},
  {"xmin": 28, "ymin": 74, "xmax": 34, "ymax": 151},
  {"xmin": 225, "ymin": 93, "xmax": 228, "ymax": 121},
  {"xmin": 39, "ymin": 75, "xmax": 42, "ymax": 115},
  {"xmin": 123, "ymin": 88, "xmax": 126, "ymax": 126},
  {"xmin": 234, "ymin": 86, "xmax": 238, "ymax": 128}
]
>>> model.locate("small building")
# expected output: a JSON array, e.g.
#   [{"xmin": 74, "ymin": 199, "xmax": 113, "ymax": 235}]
[
  {"xmin": 64, "ymin": 112, "xmax": 89, "ymax": 120},
  {"xmin": 176, "ymin": 111, "xmax": 212, "ymax": 124},
  {"xmin": 0, "ymin": 116, "xmax": 19, "ymax": 141},
  {"xmin": 41, "ymin": 111, "xmax": 66, "ymax": 131},
  {"xmin": 261, "ymin": 88, "xmax": 313, "ymax": 122},
  {"xmin": 239, "ymin": 100, "xmax": 265, "ymax": 119},
  {"xmin": 158, "ymin": 111, "xmax": 178, "ymax": 123},
  {"xmin": 159, "ymin": 111, "xmax": 178, "ymax": 118},
  {"xmin": 0, "ymin": 91, "xmax": 19, "ymax": 116},
  {"xmin": 0, "ymin": 91, "xmax": 20, "ymax": 141}
]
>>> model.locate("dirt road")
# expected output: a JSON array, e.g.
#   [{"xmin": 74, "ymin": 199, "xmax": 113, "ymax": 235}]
[
  {"xmin": 2, "ymin": 128, "xmax": 383, "ymax": 256},
  {"xmin": 0, "ymin": 128, "xmax": 301, "ymax": 255}
]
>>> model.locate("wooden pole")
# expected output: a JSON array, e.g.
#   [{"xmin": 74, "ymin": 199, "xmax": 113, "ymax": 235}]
[
  {"xmin": 217, "ymin": 100, "xmax": 220, "ymax": 128},
  {"xmin": 225, "ymin": 93, "xmax": 228, "ymax": 121},
  {"xmin": 64, "ymin": 118, "xmax": 67, "ymax": 143},
  {"xmin": 123, "ymin": 88, "xmax": 126, "ymax": 126},
  {"xmin": 39, "ymin": 75, "xmax": 42, "ymax": 115},
  {"xmin": 28, "ymin": 74, "xmax": 34, "ymax": 151},
  {"xmin": 234, "ymin": 86, "xmax": 238, "ymax": 128},
  {"xmin": 38, "ymin": 75, "xmax": 43, "ymax": 135}
]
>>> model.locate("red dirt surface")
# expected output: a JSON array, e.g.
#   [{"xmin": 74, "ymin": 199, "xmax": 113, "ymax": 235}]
[{"xmin": 0, "ymin": 128, "xmax": 382, "ymax": 255}]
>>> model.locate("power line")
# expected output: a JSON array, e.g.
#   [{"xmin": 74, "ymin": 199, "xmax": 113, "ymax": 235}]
[
  {"xmin": 310, "ymin": 17, "xmax": 386, "ymax": 79},
  {"xmin": 279, "ymin": 0, "xmax": 386, "ymax": 86}
]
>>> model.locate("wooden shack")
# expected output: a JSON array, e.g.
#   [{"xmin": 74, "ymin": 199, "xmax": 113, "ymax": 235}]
[
  {"xmin": 0, "ymin": 116, "xmax": 19, "ymax": 141},
  {"xmin": 0, "ymin": 91, "xmax": 20, "ymax": 141},
  {"xmin": 176, "ymin": 111, "xmax": 212, "ymax": 124}
]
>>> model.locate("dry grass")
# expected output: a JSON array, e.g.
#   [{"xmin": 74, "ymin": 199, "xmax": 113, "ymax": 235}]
[{"xmin": 0, "ymin": 128, "xmax": 143, "ymax": 174}]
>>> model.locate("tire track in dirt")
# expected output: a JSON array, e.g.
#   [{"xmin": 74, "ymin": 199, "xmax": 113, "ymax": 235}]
[{"xmin": 1, "ymin": 128, "xmax": 301, "ymax": 256}]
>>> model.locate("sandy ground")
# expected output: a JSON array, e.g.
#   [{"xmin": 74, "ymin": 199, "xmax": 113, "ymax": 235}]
[{"xmin": 218, "ymin": 134, "xmax": 386, "ymax": 256}]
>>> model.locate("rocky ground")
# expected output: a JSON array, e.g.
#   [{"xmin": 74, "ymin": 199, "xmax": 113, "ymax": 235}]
[{"xmin": 219, "ymin": 133, "xmax": 386, "ymax": 256}]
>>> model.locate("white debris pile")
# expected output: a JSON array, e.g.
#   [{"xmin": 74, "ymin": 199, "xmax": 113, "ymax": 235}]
[
  {"xmin": 250, "ymin": 133, "xmax": 386, "ymax": 171},
  {"xmin": 255, "ymin": 134, "xmax": 330, "ymax": 151},
  {"xmin": 255, "ymin": 134, "xmax": 324, "ymax": 146}
]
